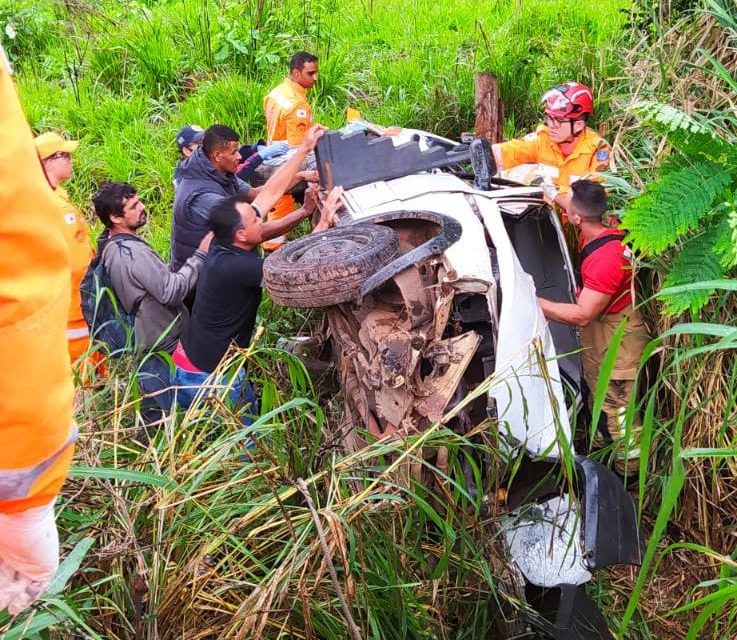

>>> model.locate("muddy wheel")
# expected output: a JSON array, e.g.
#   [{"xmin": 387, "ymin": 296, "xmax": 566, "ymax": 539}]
[{"xmin": 264, "ymin": 224, "xmax": 399, "ymax": 308}]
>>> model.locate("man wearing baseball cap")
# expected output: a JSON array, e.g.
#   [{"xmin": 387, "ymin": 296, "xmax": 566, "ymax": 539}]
[
  {"xmin": 35, "ymin": 131, "xmax": 95, "ymax": 372},
  {"xmin": 174, "ymin": 124, "xmax": 205, "ymax": 190}
]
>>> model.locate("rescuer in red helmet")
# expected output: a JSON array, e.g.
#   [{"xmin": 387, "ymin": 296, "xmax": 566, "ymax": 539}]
[{"xmin": 473, "ymin": 82, "xmax": 611, "ymax": 207}]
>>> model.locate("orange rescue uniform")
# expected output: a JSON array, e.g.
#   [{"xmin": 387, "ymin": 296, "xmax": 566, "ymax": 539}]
[
  {"xmin": 262, "ymin": 78, "xmax": 313, "ymax": 250},
  {"xmin": 0, "ymin": 53, "xmax": 76, "ymax": 514},
  {"xmin": 495, "ymin": 125, "xmax": 611, "ymax": 194},
  {"xmin": 54, "ymin": 186, "xmax": 94, "ymax": 363},
  {"xmin": 263, "ymin": 78, "xmax": 313, "ymax": 146}
]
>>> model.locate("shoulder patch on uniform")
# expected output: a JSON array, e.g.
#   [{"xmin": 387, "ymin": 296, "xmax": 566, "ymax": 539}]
[
  {"xmin": 596, "ymin": 147, "xmax": 610, "ymax": 163},
  {"xmin": 295, "ymin": 108, "xmax": 308, "ymax": 119},
  {"xmin": 524, "ymin": 132, "xmax": 538, "ymax": 141},
  {"xmin": 64, "ymin": 212, "xmax": 76, "ymax": 225}
]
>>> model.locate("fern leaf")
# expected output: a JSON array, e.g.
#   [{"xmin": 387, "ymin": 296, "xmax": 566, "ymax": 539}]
[
  {"xmin": 713, "ymin": 200, "xmax": 737, "ymax": 269},
  {"xmin": 632, "ymin": 101, "xmax": 737, "ymax": 165},
  {"xmin": 662, "ymin": 133, "xmax": 737, "ymax": 170},
  {"xmin": 632, "ymin": 101, "xmax": 714, "ymax": 137},
  {"xmin": 621, "ymin": 163, "xmax": 733, "ymax": 254},
  {"xmin": 660, "ymin": 230, "xmax": 725, "ymax": 315}
]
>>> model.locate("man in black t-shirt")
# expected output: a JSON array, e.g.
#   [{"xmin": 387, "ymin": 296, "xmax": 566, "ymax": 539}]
[{"xmin": 172, "ymin": 126, "xmax": 342, "ymax": 423}]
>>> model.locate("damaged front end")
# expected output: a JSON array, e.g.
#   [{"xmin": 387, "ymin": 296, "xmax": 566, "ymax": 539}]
[{"xmin": 324, "ymin": 208, "xmax": 489, "ymax": 448}]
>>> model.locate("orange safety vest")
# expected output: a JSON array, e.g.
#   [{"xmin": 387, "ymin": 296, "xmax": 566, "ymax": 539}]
[
  {"xmin": 0, "ymin": 49, "xmax": 76, "ymax": 514},
  {"xmin": 54, "ymin": 187, "xmax": 94, "ymax": 362},
  {"xmin": 263, "ymin": 78, "xmax": 312, "ymax": 146},
  {"xmin": 496, "ymin": 125, "xmax": 611, "ymax": 194}
]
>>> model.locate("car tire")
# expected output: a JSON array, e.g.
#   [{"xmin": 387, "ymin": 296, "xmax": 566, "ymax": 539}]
[{"xmin": 263, "ymin": 224, "xmax": 400, "ymax": 308}]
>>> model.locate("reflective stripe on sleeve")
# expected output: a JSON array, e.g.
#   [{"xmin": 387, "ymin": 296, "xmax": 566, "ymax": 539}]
[
  {"xmin": 267, "ymin": 89, "xmax": 294, "ymax": 112},
  {"xmin": 0, "ymin": 426, "xmax": 77, "ymax": 501},
  {"xmin": 66, "ymin": 326, "xmax": 89, "ymax": 340}
]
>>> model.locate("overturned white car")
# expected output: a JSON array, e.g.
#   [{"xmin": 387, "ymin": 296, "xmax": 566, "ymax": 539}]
[{"xmin": 263, "ymin": 127, "xmax": 643, "ymax": 639}]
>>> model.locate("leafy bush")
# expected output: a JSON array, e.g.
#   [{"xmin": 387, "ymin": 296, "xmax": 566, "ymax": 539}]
[{"xmin": 621, "ymin": 102, "xmax": 737, "ymax": 314}]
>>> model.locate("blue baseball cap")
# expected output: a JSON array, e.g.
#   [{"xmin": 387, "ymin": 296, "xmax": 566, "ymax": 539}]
[{"xmin": 175, "ymin": 125, "xmax": 205, "ymax": 152}]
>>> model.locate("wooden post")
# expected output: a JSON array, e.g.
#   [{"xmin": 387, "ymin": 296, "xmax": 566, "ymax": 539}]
[{"xmin": 474, "ymin": 72, "xmax": 504, "ymax": 143}]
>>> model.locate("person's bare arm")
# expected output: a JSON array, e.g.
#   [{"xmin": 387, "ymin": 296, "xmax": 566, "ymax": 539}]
[
  {"xmin": 312, "ymin": 187, "xmax": 344, "ymax": 232},
  {"xmin": 538, "ymin": 288, "xmax": 612, "ymax": 327},
  {"xmin": 245, "ymin": 185, "xmax": 261, "ymax": 202},
  {"xmin": 252, "ymin": 125, "xmax": 326, "ymax": 214},
  {"xmin": 253, "ymin": 185, "xmax": 343, "ymax": 245},
  {"xmin": 257, "ymin": 205, "xmax": 313, "ymax": 244}
]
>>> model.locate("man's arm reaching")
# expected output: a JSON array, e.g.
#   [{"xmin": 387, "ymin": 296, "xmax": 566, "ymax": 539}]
[{"xmin": 538, "ymin": 288, "xmax": 612, "ymax": 327}]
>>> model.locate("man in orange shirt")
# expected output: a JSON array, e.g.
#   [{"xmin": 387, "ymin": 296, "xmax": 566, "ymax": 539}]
[
  {"xmin": 264, "ymin": 51, "xmax": 318, "ymax": 147},
  {"xmin": 475, "ymin": 82, "xmax": 611, "ymax": 209},
  {"xmin": 35, "ymin": 132, "xmax": 95, "ymax": 371},
  {"xmin": 262, "ymin": 52, "xmax": 319, "ymax": 250},
  {"xmin": 0, "ymin": 46, "xmax": 75, "ymax": 615}
]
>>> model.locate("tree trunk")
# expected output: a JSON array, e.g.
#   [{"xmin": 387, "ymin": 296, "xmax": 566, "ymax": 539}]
[{"xmin": 475, "ymin": 72, "xmax": 504, "ymax": 143}]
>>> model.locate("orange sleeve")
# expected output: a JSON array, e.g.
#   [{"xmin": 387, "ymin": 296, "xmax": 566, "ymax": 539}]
[
  {"xmin": 495, "ymin": 134, "xmax": 541, "ymax": 171},
  {"xmin": 0, "ymin": 48, "xmax": 75, "ymax": 513},
  {"xmin": 264, "ymin": 94, "xmax": 285, "ymax": 144},
  {"xmin": 284, "ymin": 100, "xmax": 312, "ymax": 146}
]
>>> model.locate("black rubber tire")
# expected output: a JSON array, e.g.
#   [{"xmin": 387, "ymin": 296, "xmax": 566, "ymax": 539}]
[{"xmin": 264, "ymin": 224, "xmax": 399, "ymax": 308}]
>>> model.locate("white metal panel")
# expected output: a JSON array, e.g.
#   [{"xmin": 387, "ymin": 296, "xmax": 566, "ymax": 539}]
[{"xmin": 475, "ymin": 195, "xmax": 573, "ymax": 459}]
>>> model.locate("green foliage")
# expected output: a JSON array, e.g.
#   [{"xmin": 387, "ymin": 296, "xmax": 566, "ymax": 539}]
[
  {"xmin": 8, "ymin": 344, "xmax": 521, "ymax": 639},
  {"xmin": 621, "ymin": 101, "xmax": 737, "ymax": 315},
  {"xmin": 661, "ymin": 227, "xmax": 725, "ymax": 316},
  {"xmin": 0, "ymin": 3, "xmax": 54, "ymax": 69},
  {"xmin": 7, "ymin": 0, "xmax": 631, "ymax": 229},
  {"xmin": 622, "ymin": 163, "xmax": 732, "ymax": 254}
]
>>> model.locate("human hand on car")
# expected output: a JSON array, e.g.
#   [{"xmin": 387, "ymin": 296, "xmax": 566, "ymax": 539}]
[
  {"xmin": 296, "ymin": 169, "xmax": 319, "ymax": 183},
  {"xmin": 314, "ymin": 186, "xmax": 344, "ymax": 232},
  {"xmin": 302, "ymin": 185, "xmax": 319, "ymax": 217},
  {"xmin": 541, "ymin": 181, "xmax": 559, "ymax": 204},
  {"xmin": 301, "ymin": 124, "xmax": 327, "ymax": 152},
  {"xmin": 258, "ymin": 141, "xmax": 289, "ymax": 160},
  {"xmin": 198, "ymin": 231, "xmax": 214, "ymax": 254}
]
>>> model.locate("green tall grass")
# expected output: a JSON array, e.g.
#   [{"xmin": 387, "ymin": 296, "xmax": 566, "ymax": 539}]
[
  {"xmin": 0, "ymin": 346, "xmax": 537, "ymax": 639},
  {"xmin": 7, "ymin": 0, "xmax": 631, "ymax": 254}
]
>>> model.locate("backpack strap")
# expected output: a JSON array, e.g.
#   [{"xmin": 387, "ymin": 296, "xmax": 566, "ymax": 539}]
[
  {"xmin": 580, "ymin": 231, "xmax": 626, "ymax": 262},
  {"xmin": 101, "ymin": 234, "xmax": 145, "ymax": 316},
  {"xmin": 574, "ymin": 231, "xmax": 627, "ymax": 289}
]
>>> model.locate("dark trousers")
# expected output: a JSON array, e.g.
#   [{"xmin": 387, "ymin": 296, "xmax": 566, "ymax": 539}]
[{"xmin": 138, "ymin": 353, "xmax": 174, "ymax": 421}]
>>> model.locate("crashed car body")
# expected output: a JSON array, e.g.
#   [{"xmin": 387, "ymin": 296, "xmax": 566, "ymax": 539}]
[{"xmin": 263, "ymin": 127, "xmax": 643, "ymax": 639}]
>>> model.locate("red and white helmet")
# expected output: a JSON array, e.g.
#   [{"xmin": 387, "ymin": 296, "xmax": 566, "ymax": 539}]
[{"xmin": 542, "ymin": 82, "xmax": 594, "ymax": 120}]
